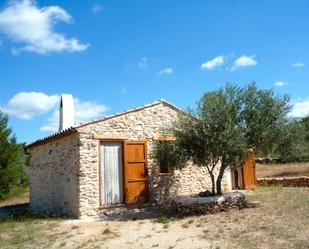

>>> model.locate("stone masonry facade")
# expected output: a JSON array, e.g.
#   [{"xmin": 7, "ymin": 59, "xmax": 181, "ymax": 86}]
[
  {"xmin": 28, "ymin": 101, "xmax": 231, "ymax": 217},
  {"xmin": 28, "ymin": 133, "xmax": 80, "ymax": 217}
]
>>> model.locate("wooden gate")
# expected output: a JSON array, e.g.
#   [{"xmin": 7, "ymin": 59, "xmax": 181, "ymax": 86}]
[
  {"xmin": 242, "ymin": 151, "xmax": 257, "ymax": 189},
  {"xmin": 124, "ymin": 141, "xmax": 148, "ymax": 204}
]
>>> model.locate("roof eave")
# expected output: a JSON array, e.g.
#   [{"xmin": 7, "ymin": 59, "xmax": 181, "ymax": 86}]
[{"xmin": 26, "ymin": 127, "xmax": 77, "ymax": 149}]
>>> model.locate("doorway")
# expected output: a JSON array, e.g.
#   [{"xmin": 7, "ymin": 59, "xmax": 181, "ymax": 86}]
[
  {"xmin": 99, "ymin": 140, "xmax": 148, "ymax": 206},
  {"xmin": 100, "ymin": 141, "xmax": 124, "ymax": 205}
]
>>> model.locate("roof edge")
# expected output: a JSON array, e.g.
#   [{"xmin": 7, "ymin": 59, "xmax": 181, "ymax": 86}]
[
  {"xmin": 26, "ymin": 128, "xmax": 77, "ymax": 149},
  {"xmin": 75, "ymin": 99, "xmax": 182, "ymax": 129},
  {"xmin": 26, "ymin": 99, "xmax": 183, "ymax": 148}
]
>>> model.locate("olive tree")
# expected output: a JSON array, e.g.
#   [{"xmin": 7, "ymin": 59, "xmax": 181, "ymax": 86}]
[{"xmin": 157, "ymin": 82, "xmax": 301, "ymax": 195}]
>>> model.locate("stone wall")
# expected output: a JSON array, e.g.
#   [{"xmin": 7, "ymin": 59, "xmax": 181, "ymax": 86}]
[
  {"xmin": 28, "ymin": 133, "xmax": 80, "ymax": 217},
  {"xmin": 77, "ymin": 102, "xmax": 232, "ymax": 216},
  {"xmin": 170, "ymin": 192, "xmax": 247, "ymax": 215},
  {"xmin": 148, "ymin": 158, "xmax": 231, "ymax": 204},
  {"xmin": 28, "ymin": 101, "xmax": 232, "ymax": 217},
  {"xmin": 258, "ymin": 177, "xmax": 309, "ymax": 187}
]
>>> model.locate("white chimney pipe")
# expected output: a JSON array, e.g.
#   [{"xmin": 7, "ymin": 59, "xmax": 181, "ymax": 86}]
[{"xmin": 59, "ymin": 94, "xmax": 75, "ymax": 131}]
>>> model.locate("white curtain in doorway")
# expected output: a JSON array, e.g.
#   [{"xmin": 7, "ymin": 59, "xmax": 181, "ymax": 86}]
[{"xmin": 100, "ymin": 142, "xmax": 123, "ymax": 205}]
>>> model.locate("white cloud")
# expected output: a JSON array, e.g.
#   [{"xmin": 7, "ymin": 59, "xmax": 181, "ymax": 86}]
[
  {"xmin": 0, "ymin": 92, "xmax": 59, "ymax": 119},
  {"xmin": 292, "ymin": 62, "xmax": 304, "ymax": 70},
  {"xmin": 231, "ymin": 55, "xmax": 257, "ymax": 71},
  {"xmin": 290, "ymin": 100, "xmax": 309, "ymax": 118},
  {"xmin": 274, "ymin": 81, "xmax": 287, "ymax": 87},
  {"xmin": 137, "ymin": 57, "xmax": 148, "ymax": 69},
  {"xmin": 74, "ymin": 98, "xmax": 108, "ymax": 122},
  {"xmin": 158, "ymin": 67, "xmax": 173, "ymax": 75},
  {"xmin": 201, "ymin": 56, "xmax": 225, "ymax": 71},
  {"xmin": 91, "ymin": 4, "xmax": 103, "ymax": 14},
  {"xmin": 40, "ymin": 97, "xmax": 108, "ymax": 133},
  {"xmin": 0, "ymin": 0, "xmax": 89, "ymax": 54},
  {"xmin": 1, "ymin": 90, "xmax": 108, "ymax": 132},
  {"xmin": 40, "ymin": 110, "xmax": 59, "ymax": 132}
]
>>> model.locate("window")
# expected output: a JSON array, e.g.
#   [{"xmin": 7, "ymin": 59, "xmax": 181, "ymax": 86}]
[
  {"xmin": 155, "ymin": 140, "xmax": 176, "ymax": 174},
  {"xmin": 159, "ymin": 157, "xmax": 171, "ymax": 174}
]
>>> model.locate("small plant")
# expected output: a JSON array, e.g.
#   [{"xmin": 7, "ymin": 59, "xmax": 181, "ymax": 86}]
[
  {"xmin": 153, "ymin": 215, "xmax": 171, "ymax": 224},
  {"xmin": 182, "ymin": 223, "xmax": 190, "ymax": 229},
  {"xmin": 102, "ymin": 227, "xmax": 112, "ymax": 235},
  {"xmin": 59, "ymin": 241, "xmax": 66, "ymax": 247},
  {"xmin": 182, "ymin": 219, "xmax": 194, "ymax": 229},
  {"xmin": 152, "ymin": 244, "xmax": 159, "ymax": 247},
  {"xmin": 163, "ymin": 224, "xmax": 169, "ymax": 229},
  {"xmin": 196, "ymin": 223, "xmax": 202, "ymax": 228},
  {"xmin": 188, "ymin": 219, "xmax": 194, "ymax": 224}
]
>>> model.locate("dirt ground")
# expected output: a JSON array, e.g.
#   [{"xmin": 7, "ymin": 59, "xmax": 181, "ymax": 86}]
[
  {"xmin": 256, "ymin": 162, "xmax": 309, "ymax": 178},
  {"xmin": 0, "ymin": 186, "xmax": 308, "ymax": 249}
]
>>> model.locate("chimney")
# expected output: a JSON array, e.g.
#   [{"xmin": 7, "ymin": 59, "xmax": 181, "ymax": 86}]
[{"xmin": 59, "ymin": 94, "xmax": 75, "ymax": 131}]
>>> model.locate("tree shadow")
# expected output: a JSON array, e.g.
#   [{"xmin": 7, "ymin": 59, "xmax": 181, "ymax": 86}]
[
  {"xmin": 98, "ymin": 196, "xmax": 261, "ymax": 222},
  {"xmin": 99, "ymin": 203, "xmax": 169, "ymax": 221},
  {"xmin": 0, "ymin": 203, "xmax": 30, "ymax": 220}
]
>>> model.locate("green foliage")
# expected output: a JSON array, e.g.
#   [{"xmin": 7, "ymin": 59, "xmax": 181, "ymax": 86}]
[
  {"xmin": 156, "ymin": 82, "xmax": 303, "ymax": 195},
  {"xmin": 299, "ymin": 116, "xmax": 309, "ymax": 160},
  {"xmin": 155, "ymin": 140, "xmax": 187, "ymax": 172},
  {"xmin": 0, "ymin": 111, "xmax": 29, "ymax": 200},
  {"xmin": 153, "ymin": 215, "xmax": 171, "ymax": 224},
  {"xmin": 102, "ymin": 227, "xmax": 112, "ymax": 235},
  {"xmin": 276, "ymin": 120, "xmax": 305, "ymax": 162},
  {"xmin": 301, "ymin": 116, "xmax": 309, "ymax": 142},
  {"xmin": 241, "ymin": 83, "xmax": 291, "ymax": 153},
  {"xmin": 3, "ymin": 186, "xmax": 28, "ymax": 201}
]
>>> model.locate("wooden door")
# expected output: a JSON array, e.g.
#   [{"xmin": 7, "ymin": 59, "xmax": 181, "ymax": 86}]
[
  {"xmin": 124, "ymin": 141, "xmax": 148, "ymax": 204},
  {"xmin": 242, "ymin": 151, "xmax": 257, "ymax": 189}
]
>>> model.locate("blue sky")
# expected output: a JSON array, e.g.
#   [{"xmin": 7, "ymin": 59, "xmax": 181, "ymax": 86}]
[{"xmin": 0, "ymin": 0, "xmax": 309, "ymax": 143}]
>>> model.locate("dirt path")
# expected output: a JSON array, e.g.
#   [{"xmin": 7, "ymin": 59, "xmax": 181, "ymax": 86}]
[
  {"xmin": 1, "ymin": 187, "xmax": 308, "ymax": 249},
  {"xmin": 55, "ymin": 188, "xmax": 309, "ymax": 249}
]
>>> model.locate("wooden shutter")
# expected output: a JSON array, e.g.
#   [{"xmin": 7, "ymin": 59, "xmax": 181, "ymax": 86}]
[
  {"xmin": 124, "ymin": 141, "xmax": 148, "ymax": 204},
  {"xmin": 242, "ymin": 151, "xmax": 257, "ymax": 189}
]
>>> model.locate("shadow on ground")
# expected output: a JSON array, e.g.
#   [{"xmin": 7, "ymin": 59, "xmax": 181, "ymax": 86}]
[
  {"xmin": 97, "ymin": 201, "xmax": 259, "ymax": 222},
  {"xmin": 0, "ymin": 203, "xmax": 30, "ymax": 219},
  {"xmin": 0, "ymin": 201, "xmax": 259, "ymax": 222}
]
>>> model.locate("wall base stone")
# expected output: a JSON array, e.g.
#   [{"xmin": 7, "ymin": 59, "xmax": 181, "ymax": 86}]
[
  {"xmin": 169, "ymin": 191, "xmax": 246, "ymax": 215},
  {"xmin": 258, "ymin": 177, "xmax": 309, "ymax": 187}
]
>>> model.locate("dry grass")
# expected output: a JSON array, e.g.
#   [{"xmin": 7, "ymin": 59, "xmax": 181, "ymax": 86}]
[
  {"xmin": 256, "ymin": 162, "xmax": 309, "ymax": 178},
  {"xmin": 0, "ymin": 187, "xmax": 29, "ymax": 208},
  {"xmin": 0, "ymin": 186, "xmax": 308, "ymax": 248}
]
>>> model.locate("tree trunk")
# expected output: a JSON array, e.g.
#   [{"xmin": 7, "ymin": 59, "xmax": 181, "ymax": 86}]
[
  {"xmin": 216, "ymin": 166, "xmax": 226, "ymax": 195},
  {"xmin": 209, "ymin": 172, "xmax": 215, "ymax": 196}
]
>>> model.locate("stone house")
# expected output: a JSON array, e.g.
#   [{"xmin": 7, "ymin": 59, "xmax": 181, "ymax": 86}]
[{"xmin": 27, "ymin": 98, "xmax": 233, "ymax": 217}]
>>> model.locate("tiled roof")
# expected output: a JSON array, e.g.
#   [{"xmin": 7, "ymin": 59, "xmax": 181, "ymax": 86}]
[{"xmin": 27, "ymin": 99, "xmax": 182, "ymax": 148}]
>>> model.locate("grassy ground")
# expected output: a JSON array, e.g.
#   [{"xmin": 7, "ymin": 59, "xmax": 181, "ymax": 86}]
[
  {"xmin": 0, "ymin": 186, "xmax": 308, "ymax": 249},
  {"xmin": 0, "ymin": 187, "xmax": 29, "ymax": 208},
  {"xmin": 256, "ymin": 162, "xmax": 309, "ymax": 178}
]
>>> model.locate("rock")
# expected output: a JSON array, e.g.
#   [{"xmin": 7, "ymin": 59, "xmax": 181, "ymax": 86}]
[{"xmin": 198, "ymin": 190, "xmax": 213, "ymax": 197}]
